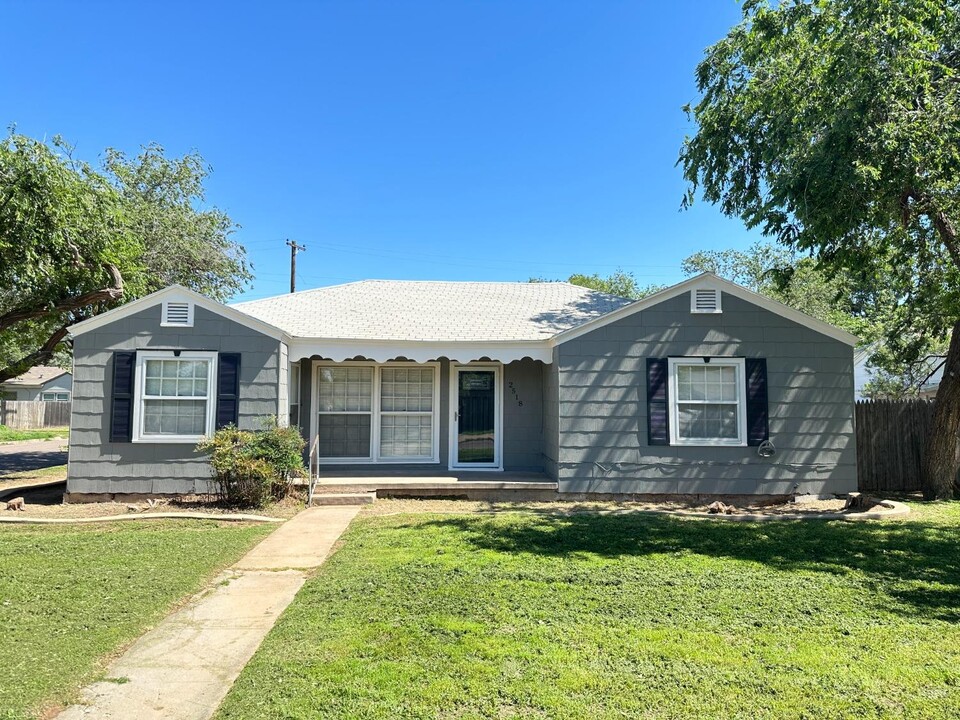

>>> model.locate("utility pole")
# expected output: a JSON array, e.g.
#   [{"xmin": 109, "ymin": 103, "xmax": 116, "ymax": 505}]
[{"xmin": 286, "ymin": 239, "xmax": 306, "ymax": 293}]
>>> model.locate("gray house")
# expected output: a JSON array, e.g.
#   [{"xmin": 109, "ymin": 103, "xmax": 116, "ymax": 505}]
[
  {"xmin": 65, "ymin": 273, "xmax": 858, "ymax": 499},
  {"xmin": 1, "ymin": 366, "xmax": 72, "ymax": 402}
]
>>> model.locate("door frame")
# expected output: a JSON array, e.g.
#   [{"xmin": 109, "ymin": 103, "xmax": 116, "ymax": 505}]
[{"xmin": 449, "ymin": 362, "xmax": 503, "ymax": 471}]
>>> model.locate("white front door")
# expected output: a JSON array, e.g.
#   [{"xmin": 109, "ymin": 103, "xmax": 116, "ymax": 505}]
[{"xmin": 450, "ymin": 365, "xmax": 502, "ymax": 470}]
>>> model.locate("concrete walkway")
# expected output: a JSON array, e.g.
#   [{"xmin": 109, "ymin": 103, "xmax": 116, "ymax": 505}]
[{"xmin": 57, "ymin": 506, "xmax": 360, "ymax": 720}]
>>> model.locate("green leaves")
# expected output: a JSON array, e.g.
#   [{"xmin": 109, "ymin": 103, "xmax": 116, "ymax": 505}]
[
  {"xmin": 0, "ymin": 132, "xmax": 252, "ymax": 381},
  {"xmin": 681, "ymin": 0, "xmax": 960, "ymax": 362}
]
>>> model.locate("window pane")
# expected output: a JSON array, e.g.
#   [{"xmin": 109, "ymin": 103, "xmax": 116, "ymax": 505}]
[
  {"xmin": 380, "ymin": 366, "xmax": 434, "ymax": 413},
  {"xmin": 145, "ymin": 359, "xmax": 209, "ymax": 398},
  {"xmin": 678, "ymin": 403, "xmax": 738, "ymax": 440},
  {"xmin": 318, "ymin": 367, "xmax": 372, "ymax": 412},
  {"xmin": 380, "ymin": 414, "xmax": 433, "ymax": 458},
  {"xmin": 318, "ymin": 414, "xmax": 371, "ymax": 457},
  {"xmin": 142, "ymin": 399, "xmax": 207, "ymax": 436},
  {"xmin": 676, "ymin": 363, "xmax": 738, "ymax": 404}
]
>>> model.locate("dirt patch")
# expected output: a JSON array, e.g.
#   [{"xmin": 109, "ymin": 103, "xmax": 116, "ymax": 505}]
[
  {"xmin": 360, "ymin": 496, "xmax": 875, "ymax": 518},
  {"xmin": 1, "ymin": 489, "xmax": 306, "ymax": 520}
]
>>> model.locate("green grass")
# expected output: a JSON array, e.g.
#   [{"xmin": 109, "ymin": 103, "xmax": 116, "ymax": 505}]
[
  {"xmin": 0, "ymin": 519, "xmax": 274, "ymax": 718},
  {"xmin": 218, "ymin": 501, "xmax": 960, "ymax": 720},
  {"xmin": 0, "ymin": 425, "xmax": 68, "ymax": 442},
  {"xmin": 0, "ymin": 464, "xmax": 67, "ymax": 485}
]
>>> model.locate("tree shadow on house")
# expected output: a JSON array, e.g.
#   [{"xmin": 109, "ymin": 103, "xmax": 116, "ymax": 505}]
[{"xmin": 416, "ymin": 508, "xmax": 960, "ymax": 622}]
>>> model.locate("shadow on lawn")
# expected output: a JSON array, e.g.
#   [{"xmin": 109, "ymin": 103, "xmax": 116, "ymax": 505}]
[{"xmin": 418, "ymin": 510, "xmax": 960, "ymax": 621}]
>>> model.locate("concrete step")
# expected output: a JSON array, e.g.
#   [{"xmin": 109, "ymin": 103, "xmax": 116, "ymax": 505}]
[{"xmin": 310, "ymin": 492, "xmax": 377, "ymax": 506}]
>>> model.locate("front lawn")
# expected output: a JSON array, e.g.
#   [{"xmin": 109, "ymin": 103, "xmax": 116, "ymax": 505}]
[
  {"xmin": 0, "ymin": 425, "xmax": 68, "ymax": 442},
  {"xmin": 0, "ymin": 519, "xmax": 274, "ymax": 718},
  {"xmin": 218, "ymin": 502, "xmax": 960, "ymax": 719}
]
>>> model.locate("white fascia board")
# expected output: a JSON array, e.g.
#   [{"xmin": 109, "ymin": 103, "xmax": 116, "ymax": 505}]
[
  {"xmin": 288, "ymin": 339, "xmax": 553, "ymax": 364},
  {"xmin": 68, "ymin": 285, "xmax": 291, "ymax": 343},
  {"xmin": 550, "ymin": 273, "xmax": 859, "ymax": 347}
]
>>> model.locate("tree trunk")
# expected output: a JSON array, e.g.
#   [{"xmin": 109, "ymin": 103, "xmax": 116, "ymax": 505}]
[{"xmin": 922, "ymin": 319, "xmax": 960, "ymax": 499}]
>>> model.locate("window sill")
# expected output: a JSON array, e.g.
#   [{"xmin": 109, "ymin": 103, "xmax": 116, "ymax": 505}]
[
  {"xmin": 671, "ymin": 439, "xmax": 747, "ymax": 448},
  {"xmin": 133, "ymin": 435, "xmax": 208, "ymax": 444}
]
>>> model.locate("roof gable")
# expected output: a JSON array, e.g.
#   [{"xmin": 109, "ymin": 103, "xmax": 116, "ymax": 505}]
[
  {"xmin": 551, "ymin": 273, "xmax": 859, "ymax": 347},
  {"xmin": 67, "ymin": 285, "xmax": 290, "ymax": 342}
]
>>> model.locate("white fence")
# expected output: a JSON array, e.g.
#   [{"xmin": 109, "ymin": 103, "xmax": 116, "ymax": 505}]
[{"xmin": 0, "ymin": 400, "xmax": 71, "ymax": 429}]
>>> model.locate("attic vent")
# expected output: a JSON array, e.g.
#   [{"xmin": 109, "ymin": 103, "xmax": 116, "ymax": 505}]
[
  {"xmin": 162, "ymin": 301, "xmax": 193, "ymax": 327},
  {"xmin": 691, "ymin": 288, "xmax": 721, "ymax": 314}
]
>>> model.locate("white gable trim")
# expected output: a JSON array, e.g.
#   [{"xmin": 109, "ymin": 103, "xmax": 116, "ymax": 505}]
[
  {"xmin": 67, "ymin": 285, "xmax": 291, "ymax": 342},
  {"xmin": 550, "ymin": 273, "xmax": 859, "ymax": 347}
]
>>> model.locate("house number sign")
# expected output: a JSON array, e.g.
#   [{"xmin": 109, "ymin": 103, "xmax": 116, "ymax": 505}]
[{"xmin": 507, "ymin": 380, "xmax": 524, "ymax": 407}]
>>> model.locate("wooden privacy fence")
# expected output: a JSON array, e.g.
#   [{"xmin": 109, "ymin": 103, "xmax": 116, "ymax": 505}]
[
  {"xmin": 0, "ymin": 400, "xmax": 71, "ymax": 429},
  {"xmin": 856, "ymin": 399, "xmax": 935, "ymax": 492}
]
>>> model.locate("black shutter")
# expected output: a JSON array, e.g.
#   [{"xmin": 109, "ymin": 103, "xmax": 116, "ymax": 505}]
[
  {"xmin": 646, "ymin": 358, "xmax": 669, "ymax": 446},
  {"xmin": 745, "ymin": 358, "xmax": 769, "ymax": 446},
  {"xmin": 110, "ymin": 351, "xmax": 136, "ymax": 442},
  {"xmin": 216, "ymin": 353, "xmax": 241, "ymax": 429}
]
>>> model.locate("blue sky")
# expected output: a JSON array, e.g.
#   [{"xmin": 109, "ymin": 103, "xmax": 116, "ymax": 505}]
[{"xmin": 3, "ymin": 1, "xmax": 760, "ymax": 301}]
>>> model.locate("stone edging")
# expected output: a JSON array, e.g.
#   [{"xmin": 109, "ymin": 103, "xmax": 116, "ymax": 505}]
[
  {"xmin": 674, "ymin": 498, "xmax": 911, "ymax": 522},
  {"xmin": 0, "ymin": 511, "xmax": 284, "ymax": 525},
  {"xmin": 372, "ymin": 498, "xmax": 912, "ymax": 522}
]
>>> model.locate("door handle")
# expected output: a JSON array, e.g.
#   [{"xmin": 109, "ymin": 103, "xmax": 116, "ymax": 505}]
[{"xmin": 454, "ymin": 411, "xmax": 458, "ymax": 421}]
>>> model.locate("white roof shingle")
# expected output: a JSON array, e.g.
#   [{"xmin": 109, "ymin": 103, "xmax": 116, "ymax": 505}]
[{"xmin": 231, "ymin": 280, "xmax": 633, "ymax": 342}]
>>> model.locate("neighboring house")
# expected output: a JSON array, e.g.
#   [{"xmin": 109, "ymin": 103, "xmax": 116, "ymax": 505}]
[
  {"xmin": 854, "ymin": 344, "xmax": 944, "ymax": 400},
  {"xmin": 0, "ymin": 366, "xmax": 72, "ymax": 402},
  {"xmin": 64, "ymin": 273, "xmax": 858, "ymax": 499}
]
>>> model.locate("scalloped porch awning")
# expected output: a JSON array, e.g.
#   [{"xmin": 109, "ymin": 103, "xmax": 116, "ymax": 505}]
[{"xmin": 286, "ymin": 339, "xmax": 552, "ymax": 364}]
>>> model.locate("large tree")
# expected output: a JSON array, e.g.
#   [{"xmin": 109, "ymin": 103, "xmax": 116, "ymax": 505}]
[
  {"xmin": 680, "ymin": 0, "xmax": 960, "ymax": 498},
  {"xmin": 0, "ymin": 133, "xmax": 251, "ymax": 383}
]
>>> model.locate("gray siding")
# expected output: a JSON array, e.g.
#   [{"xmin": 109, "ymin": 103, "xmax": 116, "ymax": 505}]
[
  {"xmin": 67, "ymin": 304, "xmax": 283, "ymax": 496},
  {"xmin": 502, "ymin": 359, "xmax": 545, "ymax": 472},
  {"xmin": 541, "ymin": 350, "xmax": 560, "ymax": 480},
  {"xmin": 555, "ymin": 293, "xmax": 856, "ymax": 496}
]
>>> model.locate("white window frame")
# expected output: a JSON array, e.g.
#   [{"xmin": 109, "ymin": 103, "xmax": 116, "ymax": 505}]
[
  {"xmin": 160, "ymin": 300, "xmax": 195, "ymax": 327},
  {"xmin": 667, "ymin": 357, "xmax": 746, "ymax": 447},
  {"xmin": 312, "ymin": 361, "xmax": 441, "ymax": 464},
  {"xmin": 132, "ymin": 351, "xmax": 218, "ymax": 444},
  {"xmin": 41, "ymin": 391, "xmax": 70, "ymax": 402}
]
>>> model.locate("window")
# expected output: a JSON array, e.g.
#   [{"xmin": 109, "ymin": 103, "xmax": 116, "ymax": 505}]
[
  {"xmin": 380, "ymin": 367, "xmax": 434, "ymax": 459},
  {"xmin": 289, "ymin": 363, "xmax": 301, "ymax": 429},
  {"xmin": 41, "ymin": 391, "xmax": 70, "ymax": 402},
  {"xmin": 315, "ymin": 363, "xmax": 439, "ymax": 462},
  {"xmin": 133, "ymin": 351, "xmax": 217, "ymax": 442},
  {"xmin": 317, "ymin": 366, "xmax": 373, "ymax": 458},
  {"xmin": 668, "ymin": 358, "xmax": 745, "ymax": 446}
]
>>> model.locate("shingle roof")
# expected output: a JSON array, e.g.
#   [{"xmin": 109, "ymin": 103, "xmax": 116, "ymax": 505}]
[
  {"xmin": 232, "ymin": 280, "xmax": 633, "ymax": 342},
  {"xmin": 1, "ymin": 365, "xmax": 70, "ymax": 387}
]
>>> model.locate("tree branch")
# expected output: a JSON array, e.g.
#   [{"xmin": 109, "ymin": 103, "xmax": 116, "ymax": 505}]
[
  {"xmin": 0, "ymin": 263, "xmax": 123, "ymax": 332},
  {"xmin": 0, "ymin": 324, "xmax": 71, "ymax": 384},
  {"xmin": 900, "ymin": 188, "xmax": 960, "ymax": 269}
]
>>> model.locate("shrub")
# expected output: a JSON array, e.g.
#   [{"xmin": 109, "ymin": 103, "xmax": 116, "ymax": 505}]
[{"xmin": 196, "ymin": 418, "xmax": 306, "ymax": 507}]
